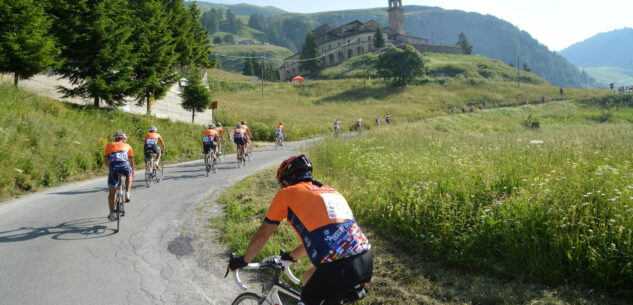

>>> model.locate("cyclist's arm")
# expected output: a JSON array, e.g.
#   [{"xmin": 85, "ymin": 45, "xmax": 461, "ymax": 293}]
[
  {"xmin": 128, "ymin": 156, "xmax": 134, "ymax": 169},
  {"xmin": 243, "ymin": 222, "xmax": 277, "ymax": 263},
  {"xmin": 160, "ymin": 139, "xmax": 165, "ymax": 152},
  {"xmin": 104, "ymin": 156, "xmax": 110, "ymax": 167},
  {"xmin": 289, "ymin": 244, "xmax": 307, "ymax": 260}
]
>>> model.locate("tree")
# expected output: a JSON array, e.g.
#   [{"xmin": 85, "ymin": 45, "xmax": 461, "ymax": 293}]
[
  {"xmin": 0, "ymin": 0, "xmax": 60, "ymax": 86},
  {"xmin": 377, "ymin": 45, "xmax": 426, "ymax": 86},
  {"xmin": 456, "ymin": 32, "xmax": 473, "ymax": 55},
  {"xmin": 187, "ymin": 3, "xmax": 214, "ymax": 69},
  {"xmin": 248, "ymin": 13, "xmax": 265, "ymax": 31},
  {"xmin": 129, "ymin": 0, "xmax": 178, "ymax": 116},
  {"xmin": 242, "ymin": 56, "xmax": 255, "ymax": 76},
  {"xmin": 49, "ymin": 0, "xmax": 135, "ymax": 107},
  {"xmin": 180, "ymin": 70, "xmax": 212, "ymax": 124},
  {"xmin": 212, "ymin": 36, "xmax": 222, "ymax": 44},
  {"xmin": 299, "ymin": 31, "xmax": 322, "ymax": 78},
  {"xmin": 373, "ymin": 27, "xmax": 386, "ymax": 49},
  {"xmin": 223, "ymin": 34, "xmax": 235, "ymax": 44},
  {"xmin": 200, "ymin": 9, "xmax": 220, "ymax": 33},
  {"xmin": 522, "ymin": 62, "xmax": 531, "ymax": 72}
]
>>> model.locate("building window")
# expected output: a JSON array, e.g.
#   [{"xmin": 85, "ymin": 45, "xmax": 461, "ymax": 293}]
[
  {"xmin": 328, "ymin": 54, "xmax": 334, "ymax": 65},
  {"xmin": 348, "ymin": 49, "xmax": 353, "ymax": 58},
  {"xmin": 357, "ymin": 46, "xmax": 364, "ymax": 55}
]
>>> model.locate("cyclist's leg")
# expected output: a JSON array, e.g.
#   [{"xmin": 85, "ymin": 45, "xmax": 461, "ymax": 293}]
[
  {"xmin": 107, "ymin": 168, "xmax": 119, "ymax": 214},
  {"xmin": 203, "ymin": 144, "xmax": 210, "ymax": 165}
]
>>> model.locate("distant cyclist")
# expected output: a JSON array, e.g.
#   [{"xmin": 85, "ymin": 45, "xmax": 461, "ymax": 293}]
[
  {"xmin": 104, "ymin": 131, "xmax": 134, "ymax": 221},
  {"xmin": 374, "ymin": 115, "xmax": 380, "ymax": 127},
  {"xmin": 215, "ymin": 123, "xmax": 224, "ymax": 141},
  {"xmin": 333, "ymin": 119, "xmax": 341, "ymax": 136},
  {"xmin": 241, "ymin": 120, "xmax": 253, "ymax": 141},
  {"xmin": 385, "ymin": 113, "xmax": 392, "ymax": 124},
  {"xmin": 144, "ymin": 126, "xmax": 165, "ymax": 168},
  {"xmin": 228, "ymin": 155, "xmax": 373, "ymax": 305},
  {"xmin": 203, "ymin": 123, "xmax": 220, "ymax": 167},
  {"xmin": 276, "ymin": 122, "xmax": 285, "ymax": 141},
  {"xmin": 355, "ymin": 118, "xmax": 362, "ymax": 133},
  {"xmin": 233, "ymin": 122, "xmax": 247, "ymax": 160}
]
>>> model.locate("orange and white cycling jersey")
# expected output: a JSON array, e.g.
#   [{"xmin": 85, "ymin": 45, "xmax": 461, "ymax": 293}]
[
  {"xmin": 276, "ymin": 125, "xmax": 284, "ymax": 132},
  {"xmin": 233, "ymin": 127, "xmax": 246, "ymax": 139},
  {"xmin": 144, "ymin": 132, "xmax": 163, "ymax": 145},
  {"xmin": 215, "ymin": 126, "xmax": 224, "ymax": 137},
  {"xmin": 105, "ymin": 142, "xmax": 134, "ymax": 162},
  {"xmin": 265, "ymin": 181, "xmax": 371, "ymax": 266},
  {"xmin": 203, "ymin": 128, "xmax": 219, "ymax": 144}
]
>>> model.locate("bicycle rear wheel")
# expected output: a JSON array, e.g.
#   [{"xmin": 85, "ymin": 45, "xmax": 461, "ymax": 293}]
[
  {"xmin": 145, "ymin": 160, "xmax": 153, "ymax": 187},
  {"xmin": 246, "ymin": 143, "xmax": 252, "ymax": 161},
  {"xmin": 218, "ymin": 145, "xmax": 225, "ymax": 163},
  {"xmin": 231, "ymin": 292, "xmax": 263, "ymax": 305},
  {"xmin": 211, "ymin": 152, "xmax": 217, "ymax": 173},
  {"xmin": 205, "ymin": 154, "xmax": 211, "ymax": 176}
]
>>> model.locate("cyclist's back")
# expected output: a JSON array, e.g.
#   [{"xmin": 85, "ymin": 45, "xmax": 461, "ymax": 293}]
[{"xmin": 144, "ymin": 128, "xmax": 163, "ymax": 162}]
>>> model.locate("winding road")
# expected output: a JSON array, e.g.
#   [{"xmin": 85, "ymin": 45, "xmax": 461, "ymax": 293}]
[{"xmin": 0, "ymin": 142, "xmax": 310, "ymax": 304}]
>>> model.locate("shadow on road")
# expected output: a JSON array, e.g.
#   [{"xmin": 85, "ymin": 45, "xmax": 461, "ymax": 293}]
[
  {"xmin": 48, "ymin": 187, "xmax": 107, "ymax": 196},
  {"xmin": 0, "ymin": 217, "xmax": 116, "ymax": 242}
]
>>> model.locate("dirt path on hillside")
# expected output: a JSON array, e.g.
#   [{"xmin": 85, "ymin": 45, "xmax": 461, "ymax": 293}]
[{"xmin": 15, "ymin": 74, "xmax": 214, "ymax": 125}]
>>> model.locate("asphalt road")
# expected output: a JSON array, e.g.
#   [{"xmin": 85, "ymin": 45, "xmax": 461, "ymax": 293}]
[{"xmin": 0, "ymin": 142, "xmax": 308, "ymax": 304}]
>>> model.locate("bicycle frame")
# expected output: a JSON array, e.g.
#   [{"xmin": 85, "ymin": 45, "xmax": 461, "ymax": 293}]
[{"xmin": 232, "ymin": 256, "xmax": 301, "ymax": 305}]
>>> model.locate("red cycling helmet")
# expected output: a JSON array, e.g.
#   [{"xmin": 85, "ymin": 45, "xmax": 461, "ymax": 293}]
[
  {"xmin": 241, "ymin": 120, "xmax": 247, "ymax": 125},
  {"xmin": 277, "ymin": 155, "xmax": 313, "ymax": 185}
]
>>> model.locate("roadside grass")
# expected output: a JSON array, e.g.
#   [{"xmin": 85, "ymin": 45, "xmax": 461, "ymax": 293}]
[
  {"xmin": 0, "ymin": 84, "xmax": 229, "ymax": 200},
  {"xmin": 215, "ymin": 168, "xmax": 626, "ymax": 304},
  {"xmin": 306, "ymin": 100, "xmax": 633, "ymax": 299},
  {"xmin": 211, "ymin": 73, "xmax": 607, "ymax": 141}
]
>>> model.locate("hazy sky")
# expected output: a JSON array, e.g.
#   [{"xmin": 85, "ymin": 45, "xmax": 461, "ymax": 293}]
[{"xmin": 201, "ymin": 0, "xmax": 633, "ymax": 51}]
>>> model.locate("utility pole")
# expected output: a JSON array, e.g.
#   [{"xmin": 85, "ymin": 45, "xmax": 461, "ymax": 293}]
[
  {"xmin": 261, "ymin": 55, "xmax": 265, "ymax": 99},
  {"xmin": 517, "ymin": 55, "xmax": 520, "ymax": 87}
]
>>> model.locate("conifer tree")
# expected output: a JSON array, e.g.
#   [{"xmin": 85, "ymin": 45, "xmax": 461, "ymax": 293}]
[
  {"xmin": 49, "ymin": 0, "xmax": 135, "ymax": 107},
  {"xmin": 299, "ymin": 31, "xmax": 322, "ymax": 78},
  {"xmin": 242, "ymin": 57, "xmax": 254, "ymax": 76},
  {"xmin": 129, "ymin": 0, "xmax": 178, "ymax": 116},
  {"xmin": 373, "ymin": 27, "xmax": 386, "ymax": 49},
  {"xmin": 0, "ymin": 0, "xmax": 60, "ymax": 86},
  {"xmin": 180, "ymin": 70, "xmax": 211, "ymax": 124}
]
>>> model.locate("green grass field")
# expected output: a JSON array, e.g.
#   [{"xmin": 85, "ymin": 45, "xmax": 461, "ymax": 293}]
[
  {"xmin": 216, "ymin": 96, "xmax": 633, "ymax": 303},
  {"xmin": 581, "ymin": 66, "xmax": 633, "ymax": 89},
  {"xmin": 0, "ymin": 84, "xmax": 229, "ymax": 200}
]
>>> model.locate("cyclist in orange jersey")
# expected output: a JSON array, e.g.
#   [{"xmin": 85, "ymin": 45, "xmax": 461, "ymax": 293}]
[
  {"xmin": 104, "ymin": 131, "xmax": 134, "ymax": 221},
  {"xmin": 233, "ymin": 122, "xmax": 247, "ymax": 160},
  {"xmin": 229, "ymin": 155, "xmax": 373, "ymax": 305},
  {"xmin": 203, "ymin": 123, "xmax": 220, "ymax": 167},
  {"xmin": 240, "ymin": 120, "xmax": 253, "ymax": 141},
  {"xmin": 144, "ymin": 126, "xmax": 165, "ymax": 168},
  {"xmin": 275, "ymin": 122, "xmax": 285, "ymax": 140}
]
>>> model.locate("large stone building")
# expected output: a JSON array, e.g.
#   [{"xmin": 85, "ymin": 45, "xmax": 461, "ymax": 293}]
[{"xmin": 279, "ymin": 0, "xmax": 462, "ymax": 81}]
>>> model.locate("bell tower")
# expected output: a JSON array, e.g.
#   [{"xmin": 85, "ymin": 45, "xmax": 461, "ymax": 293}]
[{"xmin": 388, "ymin": 0, "xmax": 406, "ymax": 35}]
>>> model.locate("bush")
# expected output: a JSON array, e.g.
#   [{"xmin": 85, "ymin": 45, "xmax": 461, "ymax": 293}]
[{"xmin": 522, "ymin": 114, "xmax": 541, "ymax": 129}]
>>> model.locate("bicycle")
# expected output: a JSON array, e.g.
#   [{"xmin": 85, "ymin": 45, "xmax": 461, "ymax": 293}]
[
  {"xmin": 274, "ymin": 135, "xmax": 285, "ymax": 150},
  {"xmin": 246, "ymin": 140, "xmax": 253, "ymax": 161},
  {"xmin": 217, "ymin": 143, "xmax": 225, "ymax": 163},
  {"xmin": 334, "ymin": 127, "xmax": 341, "ymax": 137},
  {"xmin": 205, "ymin": 149, "xmax": 217, "ymax": 176},
  {"xmin": 226, "ymin": 252, "xmax": 367, "ymax": 305},
  {"xmin": 114, "ymin": 174, "xmax": 126, "ymax": 233},
  {"xmin": 144, "ymin": 151, "xmax": 165, "ymax": 187}
]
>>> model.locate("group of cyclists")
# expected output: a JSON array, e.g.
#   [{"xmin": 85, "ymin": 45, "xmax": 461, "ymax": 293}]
[
  {"xmin": 334, "ymin": 113, "xmax": 392, "ymax": 135},
  {"xmin": 104, "ymin": 120, "xmax": 373, "ymax": 305}
]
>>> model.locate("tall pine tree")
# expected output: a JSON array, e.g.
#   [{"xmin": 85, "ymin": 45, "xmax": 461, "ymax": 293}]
[
  {"xmin": 0, "ymin": 0, "xmax": 59, "ymax": 86},
  {"xmin": 180, "ymin": 70, "xmax": 211, "ymax": 124},
  {"xmin": 129, "ymin": 0, "xmax": 178, "ymax": 115},
  {"xmin": 49, "ymin": 0, "xmax": 135, "ymax": 107},
  {"xmin": 457, "ymin": 32, "xmax": 473, "ymax": 55},
  {"xmin": 299, "ymin": 31, "xmax": 322, "ymax": 78},
  {"xmin": 373, "ymin": 27, "xmax": 386, "ymax": 49}
]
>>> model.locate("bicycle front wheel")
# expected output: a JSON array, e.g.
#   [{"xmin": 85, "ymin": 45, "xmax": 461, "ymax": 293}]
[
  {"xmin": 231, "ymin": 292, "xmax": 264, "ymax": 305},
  {"xmin": 145, "ymin": 160, "xmax": 153, "ymax": 187}
]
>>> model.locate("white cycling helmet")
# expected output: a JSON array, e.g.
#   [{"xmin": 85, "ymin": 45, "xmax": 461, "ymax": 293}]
[
  {"xmin": 113, "ymin": 131, "xmax": 127, "ymax": 141},
  {"xmin": 208, "ymin": 123, "xmax": 216, "ymax": 129},
  {"xmin": 149, "ymin": 126, "xmax": 157, "ymax": 132}
]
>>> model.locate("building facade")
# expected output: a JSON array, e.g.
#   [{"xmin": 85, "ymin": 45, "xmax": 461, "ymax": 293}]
[{"xmin": 279, "ymin": 0, "xmax": 462, "ymax": 81}]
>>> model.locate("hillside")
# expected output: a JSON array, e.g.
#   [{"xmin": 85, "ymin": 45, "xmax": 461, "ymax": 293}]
[
  {"xmin": 196, "ymin": 2, "xmax": 285, "ymax": 17},
  {"xmin": 211, "ymin": 44, "xmax": 293, "ymax": 73},
  {"xmin": 580, "ymin": 66, "xmax": 633, "ymax": 89},
  {"xmin": 560, "ymin": 28, "xmax": 633, "ymax": 69}
]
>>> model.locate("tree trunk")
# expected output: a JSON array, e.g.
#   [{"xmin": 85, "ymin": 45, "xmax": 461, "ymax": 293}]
[
  {"xmin": 94, "ymin": 97, "xmax": 99, "ymax": 107},
  {"xmin": 146, "ymin": 93, "xmax": 151, "ymax": 116},
  {"xmin": 191, "ymin": 109, "xmax": 195, "ymax": 124},
  {"xmin": 13, "ymin": 73, "xmax": 18, "ymax": 87}
]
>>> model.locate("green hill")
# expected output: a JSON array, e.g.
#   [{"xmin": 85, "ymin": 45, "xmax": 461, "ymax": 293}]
[
  {"xmin": 211, "ymin": 44, "xmax": 293, "ymax": 73},
  {"xmin": 580, "ymin": 66, "xmax": 633, "ymax": 89},
  {"xmin": 196, "ymin": 2, "xmax": 286, "ymax": 17},
  {"xmin": 560, "ymin": 28, "xmax": 633, "ymax": 70}
]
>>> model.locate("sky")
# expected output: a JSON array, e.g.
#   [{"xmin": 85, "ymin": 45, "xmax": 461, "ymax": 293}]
[{"xmin": 200, "ymin": 0, "xmax": 633, "ymax": 51}]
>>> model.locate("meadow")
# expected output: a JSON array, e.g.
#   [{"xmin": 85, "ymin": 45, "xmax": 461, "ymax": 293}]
[
  {"xmin": 0, "ymin": 84, "xmax": 225, "ymax": 200},
  {"xmin": 216, "ymin": 96, "xmax": 633, "ymax": 303},
  {"xmin": 209, "ymin": 61, "xmax": 605, "ymax": 142}
]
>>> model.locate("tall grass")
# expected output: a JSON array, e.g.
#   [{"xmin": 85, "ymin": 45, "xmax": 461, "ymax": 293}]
[
  {"xmin": 307, "ymin": 101, "xmax": 633, "ymax": 297},
  {"xmin": 0, "ymin": 84, "xmax": 221, "ymax": 199}
]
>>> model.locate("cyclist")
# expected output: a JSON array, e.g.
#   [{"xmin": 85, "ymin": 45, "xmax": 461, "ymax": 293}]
[
  {"xmin": 215, "ymin": 123, "xmax": 224, "ymax": 154},
  {"xmin": 385, "ymin": 113, "xmax": 392, "ymax": 124},
  {"xmin": 275, "ymin": 122, "xmax": 285, "ymax": 141},
  {"xmin": 144, "ymin": 126, "xmax": 165, "ymax": 168},
  {"xmin": 241, "ymin": 120, "xmax": 253, "ymax": 141},
  {"xmin": 104, "ymin": 131, "xmax": 134, "ymax": 221},
  {"xmin": 203, "ymin": 123, "xmax": 220, "ymax": 168},
  {"xmin": 233, "ymin": 122, "xmax": 247, "ymax": 160},
  {"xmin": 333, "ymin": 119, "xmax": 341, "ymax": 135},
  {"xmin": 355, "ymin": 118, "xmax": 362, "ymax": 132},
  {"xmin": 228, "ymin": 155, "xmax": 373, "ymax": 305},
  {"xmin": 374, "ymin": 115, "xmax": 381, "ymax": 127}
]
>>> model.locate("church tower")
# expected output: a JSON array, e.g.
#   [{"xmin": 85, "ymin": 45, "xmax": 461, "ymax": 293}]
[{"xmin": 388, "ymin": 0, "xmax": 406, "ymax": 35}]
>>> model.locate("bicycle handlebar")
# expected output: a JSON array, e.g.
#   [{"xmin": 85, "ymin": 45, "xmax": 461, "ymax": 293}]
[{"xmin": 229, "ymin": 255, "xmax": 301, "ymax": 291}]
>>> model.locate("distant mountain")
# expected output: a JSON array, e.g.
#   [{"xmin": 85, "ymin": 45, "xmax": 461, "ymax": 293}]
[
  {"xmin": 559, "ymin": 28, "xmax": 633, "ymax": 69},
  {"xmin": 199, "ymin": 3, "xmax": 586, "ymax": 87},
  {"xmin": 196, "ymin": 2, "xmax": 286, "ymax": 17}
]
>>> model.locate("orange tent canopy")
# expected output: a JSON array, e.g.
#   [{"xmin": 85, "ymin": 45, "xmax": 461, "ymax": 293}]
[{"xmin": 291, "ymin": 75, "xmax": 305, "ymax": 83}]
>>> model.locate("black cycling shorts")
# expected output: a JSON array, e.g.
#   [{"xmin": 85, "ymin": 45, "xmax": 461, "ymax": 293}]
[
  {"xmin": 300, "ymin": 250, "xmax": 373, "ymax": 305},
  {"xmin": 203, "ymin": 142, "xmax": 216, "ymax": 154},
  {"xmin": 234, "ymin": 137, "xmax": 246, "ymax": 146},
  {"xmin": 144, "ymin": 144, "xmax": 161, "ymax": 160}
]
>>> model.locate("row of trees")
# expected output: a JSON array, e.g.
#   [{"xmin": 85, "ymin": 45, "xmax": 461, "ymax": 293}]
[
  {"xmin": 241, "ymin": 52, "xmax": 279, "ymax": 81},
  {"xmin": 200, "ymin": 8, "xmax": 243, "ymax": 35},
  {"xmin": 0, "ymin": 0, "xmax": 214, "ymax": 116}
]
